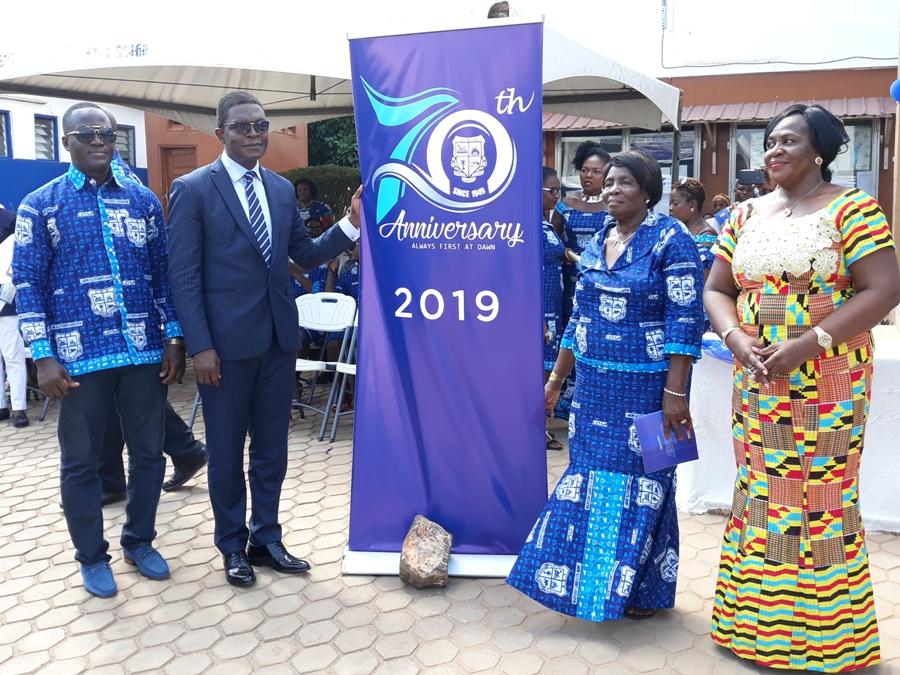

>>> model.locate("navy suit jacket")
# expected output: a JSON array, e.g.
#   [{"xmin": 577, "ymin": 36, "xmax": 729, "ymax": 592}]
[{"xmin": 167, "ymin": 158, "xmax": 353, "ymax": 360}]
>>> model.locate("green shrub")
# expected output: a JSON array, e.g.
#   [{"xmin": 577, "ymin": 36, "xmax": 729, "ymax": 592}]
[{"xmin": 281, "ymin": 165, "xmax": 360, "ymax": 218}]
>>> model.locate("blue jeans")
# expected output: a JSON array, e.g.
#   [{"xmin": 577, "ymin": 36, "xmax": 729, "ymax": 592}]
[{"xmin": 58, "ymin": 364, "xmax": 166, "ymax": 565}]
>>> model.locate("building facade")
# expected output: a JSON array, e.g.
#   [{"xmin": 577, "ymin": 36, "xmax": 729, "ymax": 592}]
[
  {"xmin": 0, "ymin": 95, "xmax": 148, "ymax": 210},
  {"xmin": 543, "ymin": 67, "xmax": 895, "ymax": 219}
]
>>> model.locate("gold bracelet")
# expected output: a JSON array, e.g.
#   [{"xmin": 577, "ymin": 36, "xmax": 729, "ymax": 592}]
[
  {"xmin": 548, "ymin": 371, "xmax": 565, "ymax": 384},
  {"xmin": 166, "ymin": 337, "xmax": 185, "ymax": 347}
]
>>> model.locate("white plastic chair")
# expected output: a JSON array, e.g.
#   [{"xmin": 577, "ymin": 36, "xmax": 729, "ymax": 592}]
[
  {"xmin": 295, "ymin": 293, "xmax": 357, "ymax": 421},
  {"xmin": 323, "ymin": 311, "xmax": 359, "ymax": 442}
]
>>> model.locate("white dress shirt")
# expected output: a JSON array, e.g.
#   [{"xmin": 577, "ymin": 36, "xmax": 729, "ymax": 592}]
[
  {"xmin": 220, "ymin": 152, "xmax": 360, "ymax": 245},
  {"xmin": 221, "ymin": 152, "xmax": 273, "ymax": 245}
]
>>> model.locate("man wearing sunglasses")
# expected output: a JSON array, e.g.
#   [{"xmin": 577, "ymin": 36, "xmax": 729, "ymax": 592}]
[
  {"xmin": 168, "ymin": 91, "xmax": 360, "ymax": 588},
  {"xmin": 12, "ymin": 102, "xmax": 185, "ymax": 598}
]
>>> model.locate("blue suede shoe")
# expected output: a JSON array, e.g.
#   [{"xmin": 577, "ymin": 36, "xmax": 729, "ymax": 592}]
[
  {"xmin": 123, "ymin": 545, "xmax": 170, "ymax": 580},
  {"xmin": 80, "ymin": 561, "xmax": 117, "ymax": 598}
]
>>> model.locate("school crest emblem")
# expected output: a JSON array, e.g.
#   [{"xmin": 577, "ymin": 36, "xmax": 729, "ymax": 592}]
[
  {"xmin": 87, "ymin": 288, "xmax": 117, "ymax": 318},
  {"xmin": 645, "ymin": 329, "xmax": 665, "ymax": 361},
  {"xmin": 635, "ymin": 477, "xmax": 663, "ymax": 510},
  {"xmin": 660, "ymin": 548, "xmax": 679, "ymax": 583},
  {"xmin": 535, "ymin": 562, "xmax": 569, "ymax": 597},
  {"xmin": 126, "ymin": 218, "xmax": 147, "ymax": 247},
  {"xmin": 598, "ymin": 294, "xmax": 627, "ymax": 322},
  {"xmin": 616, "ymin": 565, "xmax": 636, "ymax": 597},
  {"xmin": 55, "ymin": 331, "xmax": 83, "ymax": 362},
  {"xmin": 555, "ymin": 474, "xmax": 583, "ymax": 503},
  {"xmin": 666, "ymin": 275, "xmax": 696, "ymax": 306},
  {"xmin": 14, "ymin": 217, "xmax": 33, "ymax": 246},
  {"xmin": 126, "ymin": 321, "xmax": 147, "ymax": 349}
]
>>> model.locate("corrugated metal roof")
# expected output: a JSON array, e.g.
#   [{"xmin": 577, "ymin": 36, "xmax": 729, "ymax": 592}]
[
  {"xmin": 682, "ymin": 97, "xmax": 895, "ymax": 123},
  {"xmin": 542, "ymin": 112, "xmax": 619, "ymax": 131},
  {"xmin": 542, "ymin": 97, "xmax": 895, "ymax": 131}
]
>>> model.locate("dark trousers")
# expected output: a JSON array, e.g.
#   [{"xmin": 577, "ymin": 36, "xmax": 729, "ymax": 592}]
[
  {"xmin": 199, "ymin": 341, "xmax": 294, "ymax": 554},
  {"xmin": 99, "ymin": 400, "xmax": 206, "ymax": 494},
  {"xmin": 58, "ymin": 364, "xmax": 166, "ymax": 565}
]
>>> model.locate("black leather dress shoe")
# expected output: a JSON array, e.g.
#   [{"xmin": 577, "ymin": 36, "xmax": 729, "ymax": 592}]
[
  {"xmin": 11, "ymin": 410, "xmax": 29, "ymax": 428},
  {"xmin": 224, "ymin": 552, "xmax": 256, "ymax": 587},
  {"xmin": 100, "ymin": 491, "xmax": 127, "ymax": 507},
  {"xmin": 247, "ymin": 541, "xmax": 311, "ymax": 573},
  {"xmin": 162, "ymin": 452, "xmax": 208, "ymax": 492}
]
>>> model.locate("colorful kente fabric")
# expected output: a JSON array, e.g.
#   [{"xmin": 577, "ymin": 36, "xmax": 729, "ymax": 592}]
[
  {"xmin": 710, "ymin": 188, "xmax": 894, "ymax": 672},
  {"xmin": 507, "ymin": 212, "xmax": 704, "ymax": 621},
  {"xmin": 542, "ymin": 220, "xmax": 565, "ymax": 370}
]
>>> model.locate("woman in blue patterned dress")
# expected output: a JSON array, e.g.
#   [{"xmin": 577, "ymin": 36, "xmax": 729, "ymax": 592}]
[
  {"xmin": 669, "ymin": 178, "xmax": 717, "ymax": 279},
  {"xmin": 551, "ymin": 142, "xmax": 611, "ymax": 419},
  {"xmin": 507, "ymin": 151, "xmax": 705, "ymax": 621},
  {"xmin": 542, "ymin": 168, "xmax": 566, "ymax": 451},
  {"xmin": 294, "ymin": 178, "xmax": 334, "ymax": 233}
]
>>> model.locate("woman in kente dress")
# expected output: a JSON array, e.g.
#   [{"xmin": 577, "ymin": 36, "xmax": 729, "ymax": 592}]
[
  {"xmin": 508, "ymin": 151, "xmax": 704, "ymax": 621},
  {"xmin": 550, "ymin": 141, "xmax": 611, "ymax": 419},
  {"xmin": 705, "ymin": 104, "xmax": 900, "ymax": 672},
  {"xmin": 541, "ymin": 168, "xmax": 566, "ymax": 450}
]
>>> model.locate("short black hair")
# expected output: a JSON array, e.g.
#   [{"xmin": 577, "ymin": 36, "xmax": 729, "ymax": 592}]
[
  {"xmin": 763, "ymin": 104, "xmax": 849, "ymax": 182},
  {"xmin": 293, "ymin": 177, "xmax": 319, "ymax": 199},
  {"xmin": 217, "ymin": 91, "xmax": 263, "ymax": 129},
  {"xmin": 62, "ymin": 102, "xmax": 110, "ymax": 133},
  {"xmin": 673, "ymin": 177, "xmax": 706, "ymax": 212},
  {"xmin": 542, "ymin": 166, "xmax": 558, "ymax": 184},
  {"xmin": 602, "ymin": 150, "xmax": 663, "ymax": 209},
  {"xmin": 573, "ymin": 141, "xmax": 611, "ymax": 171}
]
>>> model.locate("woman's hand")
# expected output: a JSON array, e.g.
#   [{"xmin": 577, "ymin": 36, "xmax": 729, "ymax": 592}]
[
  {"xmin": 544, "ymin": 381, "xmax": 562, "ymax": 415},
  {"xmin": 726, "ymin": 331, "xmax": 770, "ymax": 385},
  {"xmin": 756, "ymin": 337, "xmax": 817, "ymax": 380},
  {"xmin": 662, "ymin": 390, "xmax": 692, "ymax": 442}
]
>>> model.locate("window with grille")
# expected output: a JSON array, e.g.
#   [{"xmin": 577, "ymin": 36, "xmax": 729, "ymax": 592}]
[
  {"xmin": 34, "ymin": 116, "xmax": 57, "ymax": 160},
  {"xmin": 115, "ymin": 125, "xmax": 135, "ymax": 165},
  {"xmin": 0, "ymin": 112, "xmax": 9, "ymax": 158}
]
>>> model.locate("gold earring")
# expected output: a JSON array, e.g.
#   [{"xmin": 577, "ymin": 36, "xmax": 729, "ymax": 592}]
[{"xmin": 815, "ymin": 156, "xmax": 823, "ymax": 166}]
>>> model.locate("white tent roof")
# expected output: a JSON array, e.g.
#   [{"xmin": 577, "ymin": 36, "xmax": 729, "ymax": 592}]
[{"xmin": 0, "ymin": 21, "xmax": 680, "ymax": 134}]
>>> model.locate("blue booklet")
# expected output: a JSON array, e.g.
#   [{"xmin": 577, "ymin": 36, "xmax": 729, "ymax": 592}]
[{"xmin": 633, "ymin": 410, "xmax": 699, "ymax": 473}]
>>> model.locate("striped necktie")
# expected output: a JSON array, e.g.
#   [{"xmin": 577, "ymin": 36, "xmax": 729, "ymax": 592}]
[{"xmin": 243, "ymin": 171, "xmax": 272, "ymax": 266}]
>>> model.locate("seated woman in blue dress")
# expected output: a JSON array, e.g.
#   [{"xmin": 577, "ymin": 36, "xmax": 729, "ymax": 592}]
[
  {"xmin": 541, "ymin": 167, "xmax": 566, "ymax": 450},
  {"xmin": 294, "ymin": 178, "xmax": 334, "ymax": 233},
  {"xmin": 507, "ymin": 150, "xmax": 704, "ymax": 622},
  {"xmin": 550, "ymin": 141, "xmax": 611, "ymax": 420}
]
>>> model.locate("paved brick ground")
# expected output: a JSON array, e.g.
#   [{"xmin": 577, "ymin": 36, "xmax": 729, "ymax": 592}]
[{"xmin": 1, "ymin": 375, "xmax": 898, "ymax": 674}]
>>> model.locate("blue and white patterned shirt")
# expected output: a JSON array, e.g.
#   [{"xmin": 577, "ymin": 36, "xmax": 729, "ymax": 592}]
[
  {"xmin": 12, "ymin": 164, "xmax": 182, "ymax": 376},
  {"xmin": 561, "ymin": 211, "xmax": 704, "ymax": 372}
]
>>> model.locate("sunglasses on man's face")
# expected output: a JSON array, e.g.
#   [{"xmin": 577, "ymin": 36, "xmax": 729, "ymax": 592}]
[
  {"xmin": 64, "ymin": 126, "xmax": 117, "ymax": 144},
  {"xmin": 224, "ymin": 120, "xmax": 270, "ymax": 135},
  {"xmin": 542, "ymin": 186, "xmax": 561, "ymax": 195}
]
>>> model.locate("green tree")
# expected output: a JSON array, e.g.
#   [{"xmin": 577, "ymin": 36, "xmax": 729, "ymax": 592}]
[{"xmin": 307, "ymin": 116, "xmax": 359, "ymax": 168}]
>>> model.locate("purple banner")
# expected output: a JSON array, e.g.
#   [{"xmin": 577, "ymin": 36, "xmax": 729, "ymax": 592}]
[{"xmin": 348, "ymin": 20, "xmax": 546, "ymax": 555}]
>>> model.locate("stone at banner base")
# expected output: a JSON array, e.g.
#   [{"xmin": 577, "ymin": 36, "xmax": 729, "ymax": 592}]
[{"xmin": 399, "ymin": 515, "xmax": 453, "ymax": 589}]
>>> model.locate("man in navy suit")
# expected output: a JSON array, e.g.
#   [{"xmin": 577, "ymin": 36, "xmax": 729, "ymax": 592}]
[{"xmin": 168, "ymin": 91, "xmax": 360, "ymax": 587}]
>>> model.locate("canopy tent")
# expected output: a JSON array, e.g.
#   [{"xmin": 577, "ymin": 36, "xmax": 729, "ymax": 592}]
[{"xmin": 0, "ymin": 22, "xmax": 681, "ymax": 135}]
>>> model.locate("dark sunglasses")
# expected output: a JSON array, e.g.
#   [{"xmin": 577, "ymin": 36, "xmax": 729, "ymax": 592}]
[
  {"xmin": 64, "ymin": 126, "xmax": 117, "ymax": 144},
  {"xmin": 224, "ymin": 120, "xmax": 270, "ymax": 135},
  {"xmin": 542, "ymin": 186, "xmax": 561, "ymax": 195}
]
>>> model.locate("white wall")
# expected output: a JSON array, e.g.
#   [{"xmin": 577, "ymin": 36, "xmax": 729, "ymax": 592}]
[{"xmin": 0, "ymin": 94, "xmax": 147, "ymax": 167}]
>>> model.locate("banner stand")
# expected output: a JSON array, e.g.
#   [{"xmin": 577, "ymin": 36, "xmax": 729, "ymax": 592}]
[{"xmin": 341, "ymin": 549, "xmax": 516, "ymax": 578}]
